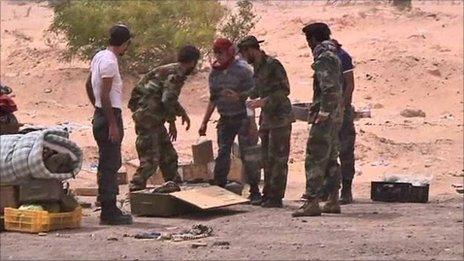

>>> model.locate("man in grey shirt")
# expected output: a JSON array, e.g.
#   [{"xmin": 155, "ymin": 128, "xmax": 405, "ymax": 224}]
[{"xmin": 199, "ymin": 38, "xmax": 262, "ymax": 205}]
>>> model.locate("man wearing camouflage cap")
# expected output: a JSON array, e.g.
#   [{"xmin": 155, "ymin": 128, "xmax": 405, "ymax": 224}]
[
  {"xmin": 128, "ymin": 45, "xmax": 200, "ymax": 192},
  {"xmin": 224, "ymin": 36, "xmax": 294, "ymax": 208},
  {"xmin": 293, "ymin": 23, "xmax": 344, "ymax": 217}
]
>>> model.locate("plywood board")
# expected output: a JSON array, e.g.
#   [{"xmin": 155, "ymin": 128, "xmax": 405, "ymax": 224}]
[{"xmin": 171, "ymin": 185, "xmax": 248, "ymax": 210}]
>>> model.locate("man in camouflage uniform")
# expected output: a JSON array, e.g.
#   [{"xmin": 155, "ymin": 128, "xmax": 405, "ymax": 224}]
[
  {"xmin": 128, "ymin": 46, "xmax": 200, "ymax": 191},
  {"xmin": 293, "ymin": 23, "xmax": 344, "ymax": 217},
  {"xmin": 225, "ymin": 36, "xmax": 294, "ymax": 208},
  {"xmin": 300, "ymin": 24, "xmax": 357, "ymax": 204}
]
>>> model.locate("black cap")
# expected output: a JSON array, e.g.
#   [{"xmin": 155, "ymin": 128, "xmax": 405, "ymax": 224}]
[
  {"xmin": 237, "ymin": 35, "xmax": 264, "ymax": 50},
  {"xmin": 302, "ymin": 22, "xmax": 331, "ymax": 37},
  {"xmin": 109, "ymin": 24, "xmax": 132, "ymax": 46}
]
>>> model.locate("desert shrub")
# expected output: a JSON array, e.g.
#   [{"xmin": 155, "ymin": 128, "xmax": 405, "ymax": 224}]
[
  {"xmin": 219, "ymin": 0, "xmax": 259, "ymax": 43},
  {"xmin": 392, "ymin": 0, "xmax": 412, "ymax": 11},
  {"xmin": 50, "ymin": 0, "xmax": 225, "ymax": 72}
]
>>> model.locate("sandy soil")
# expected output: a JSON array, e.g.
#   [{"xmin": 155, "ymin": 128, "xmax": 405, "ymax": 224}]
[{"xmin": 1, "ymin": 0, "xmax": 463, "ymax": 260}]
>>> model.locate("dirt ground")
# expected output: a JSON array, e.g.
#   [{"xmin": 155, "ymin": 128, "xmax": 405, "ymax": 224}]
[{"xmin": 1, "ymin": 0, "xmax": 463, "ymax": 260}]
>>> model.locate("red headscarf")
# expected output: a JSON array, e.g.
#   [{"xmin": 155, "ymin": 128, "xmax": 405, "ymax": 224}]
[
  {"xmin": 0, "ymin": 94, "xmax": 17, "ymax": 116},
  {"xmin": 212, "ymin": 38, "xmax": 236, "ymax": 71}
]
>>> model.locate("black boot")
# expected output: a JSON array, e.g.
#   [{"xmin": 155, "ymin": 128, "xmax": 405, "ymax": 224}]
[
  {"xmin": 339, "ymin": 179, "xmax": 353, "ymax": 205},
  {"xmin": 248, "ymin": 185, "xmax": 262, "ymax": 206},
  {"xmin": 100, "ymin": 200, "xmax": 133, "ymax": 225},
  {"xmin": 261, "ymin": 198, "xmax": 283, "ymax": 208}
]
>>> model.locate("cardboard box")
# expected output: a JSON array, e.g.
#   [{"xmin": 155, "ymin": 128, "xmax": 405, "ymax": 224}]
[
  {"xmin": 130, "ymin": 185, "xmax": 248, "ymax": 217},
  {"xmin": 117, "ymin": 171, "xmax": 128, "ymax": 185},
  {"xmin": 229, "ymin": 157, "xmax": 244, "ymax": 182},
  {"xmin": 72, "ymin": 187, "xmax": 98, "ymax": 197},
  {"xmin": 130, "ymin": 190, "xmax": 196, "ymax": 217},
  {"xmin": 192, "ymin": 139, "xmax": 214, "ymax": 165},
  {"xmin": 18, "ymin": 179, "xmax": 64, "ymax": 203},
  {"xmin": 179, "ymin": 163, "xmax": 211, "ymax": 182},
  {"xmin": 0, "ymin": 186, "xmax": 18, "ymax": 215}
]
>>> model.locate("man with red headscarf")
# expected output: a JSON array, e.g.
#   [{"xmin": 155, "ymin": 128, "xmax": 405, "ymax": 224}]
[{"xmin": 199, "ymin": 38, "xmax": 262, "ymax": 205}]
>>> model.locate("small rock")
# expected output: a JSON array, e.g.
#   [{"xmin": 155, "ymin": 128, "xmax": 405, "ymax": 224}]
[
  {"xmin": 373, "ymin": 103, "xmax": 383, "ymax": 109},
  {"xmin": 212, "ymin": 241, "xmax": 230, "ymax": 247},
  {"xmin": 44, "ymin": 88, "xmax": 53, "ymax": 93},
  {"xmin": 191, "ymin": 243, "xmax": 208, "ymax": 249},
  {"xmin": 107, "ymin": 237, "xmax": 118, "ymax": 241},
  {"xmin": 301, "ymin": 219, "xmax": 308, "ymax": 223},
  {"xmin": 400, "ymin": 109, "xmax": 426, "ymax": 118},
  {"xmin": 428, "ymin": 69, "xmax": 442, "ymax": 77},
  {"xmin": 38, "ymin": 232, "xmax": 47, "ymax": 236},
  {"xmin": 366, "ymin": 74, "xmax": 373, "ymax": 80}
]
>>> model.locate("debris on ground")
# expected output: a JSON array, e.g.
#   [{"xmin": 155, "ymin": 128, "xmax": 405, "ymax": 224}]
[
  {"xmin": 107, "ymin": 237, "xmax": 118, "ymax": 241},
  {"xmin": 212, "ymin": 241, "xmax": 230, "ymax": 247},
  {"xmin": 451, "ymin": 184, "xmax": 463, "ymax": 194},
  {"xmin": 171, "ymin": 224, "xmax": 213, "ymax": 242},
  {"xmin": 384, "ymin": 174, "xmax": 433, "ymax": 186},
  {"xmin": 400, "ymin": 109, "xmax": 426, "ymax": 118},
  {"xmin": 152, "ymin": 181, "xmax": 181, "ymax": 194},
  {"xmin": 371, "ymin": 158, "xmax": 390, "ymax": 167},
  {"xmin": 191, "ymin": 243, "xmax": 208, "ymax": 249},
  {"xmin": 134, "ymin": 231, "xmax": 161, "ymax": 239}
]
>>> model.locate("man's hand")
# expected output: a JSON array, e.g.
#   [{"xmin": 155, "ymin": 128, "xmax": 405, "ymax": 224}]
[
  {"xmin": 108, "ymin": 123, "xmax": 120, "ymax": 143},
  {"xmin": 246, "ymin": 98, "xmax": 267, "ymax": 109},
  {"xmin": 221, "ymin": 89, "xmax": 240, "ymax": 102},
  {"xmin": 198, "ymin": 122, "xmax": 207, "ymax": 136},
  {"xmin": 181, "ymin": 113, "xmax": 191, "ymax": 130},
  {"xmin": 315, "ymin": 112, "xmax": 330, "ymax": 124},
  {"xmin": 169, "ymin": 122, "xmax": 177, "ymax": 141}
]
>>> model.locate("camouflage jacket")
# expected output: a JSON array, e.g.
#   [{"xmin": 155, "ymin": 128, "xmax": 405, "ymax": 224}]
[
  {"xmin": 309, "ymin": 41, "xmax": 344, "ymax": 123},
  {"xmin": 243, "ymin": 52, "xmax": 294, "ymax": 130},
  {"xmin": 128, "ymin": 63, "xmax": 187, "ymax": 131}
]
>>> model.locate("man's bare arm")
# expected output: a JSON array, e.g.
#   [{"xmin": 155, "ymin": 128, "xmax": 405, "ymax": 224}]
[
  {"xmin": 85, "ymin": 73, "xmax": 95, "ymax": 107},
  {"xmin": 101, "ymin": 77, "xmax": 119, "ymax": 142},
  {"xmin": 343, "ymin": 71, "xmax": 355, "ymax": 106}
]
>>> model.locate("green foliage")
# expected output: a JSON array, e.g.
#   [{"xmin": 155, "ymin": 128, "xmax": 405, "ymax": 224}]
[
  {"xmin": 219, "ymin": 0, "xmax": 259, "ymax": 43},
  {"xmin": 50, "ymin": 0, "xmax": 226, "ymax": 71},
  {"xmin": 392, "ymin": 0, "xmax": 412, "ymax": 11}
]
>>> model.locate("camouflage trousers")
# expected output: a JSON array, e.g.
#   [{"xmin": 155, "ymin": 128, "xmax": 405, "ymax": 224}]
[
  {"xmin": 131, "ymin": 125, "xmax": 178, "ymax": 185},
  {"xmin": 305, "ymin": 117, "xmax": 342, "ymax": 199},
  {"xmin": 260, "ymin": 125, "xmax": 292, "ymax": 200},
  {"xmin": 339, "ymin": 105, "xmax": 356, "ymax": 181}
]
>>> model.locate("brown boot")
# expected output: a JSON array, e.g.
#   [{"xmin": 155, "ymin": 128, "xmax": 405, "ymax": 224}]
[
  {"xmin": 321, "ymin": 190, "xmax": 341, "ymax": 214},
  {"xmin": 339, "ymin": 179, "xmax": 353, "ymax": 205},
  {"xmin": 292, "ymin": 198, "xmax": 321, "ymax": 217}
]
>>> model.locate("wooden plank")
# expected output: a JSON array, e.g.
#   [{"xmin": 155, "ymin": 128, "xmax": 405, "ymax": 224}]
[
  {"xmin": 171, "ymin": 186, "xmax": 248, "ymax": 210},
  {"xmin": 72, "ymin": 187, "xmax": 98, "ymax": 197}
]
